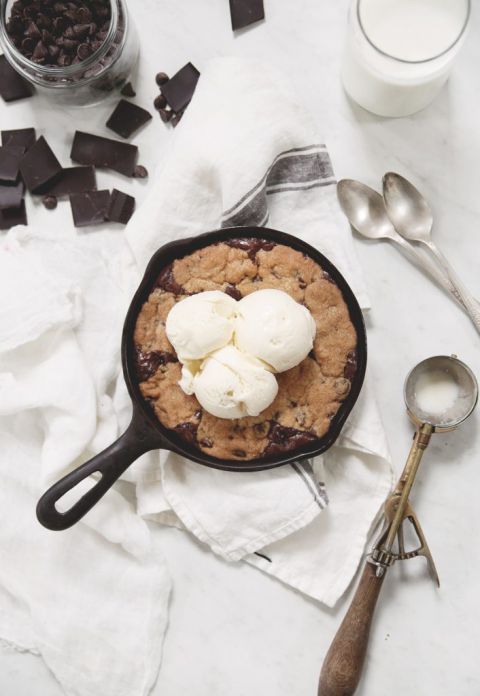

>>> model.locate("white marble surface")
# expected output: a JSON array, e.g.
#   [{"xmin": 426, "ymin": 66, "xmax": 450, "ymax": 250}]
[{"xmin": 1, "ymin": 1, "xmax": 480, "ymax": 694}]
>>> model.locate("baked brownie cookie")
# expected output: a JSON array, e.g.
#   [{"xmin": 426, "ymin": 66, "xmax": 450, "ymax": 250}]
[{"xmin": 133, "ymin": 237, "xmax": 359, "ymax": 461}]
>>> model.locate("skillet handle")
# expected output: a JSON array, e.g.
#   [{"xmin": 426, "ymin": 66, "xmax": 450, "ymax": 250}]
[{"xmin": 36, "ymin": 410, "xmax": 160, "ymax": 531}]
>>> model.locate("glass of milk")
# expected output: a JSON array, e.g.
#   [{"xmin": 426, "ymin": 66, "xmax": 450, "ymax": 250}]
[{"xmin": 342, "ymin": 0, "xmax": 471, "ymax": 117}]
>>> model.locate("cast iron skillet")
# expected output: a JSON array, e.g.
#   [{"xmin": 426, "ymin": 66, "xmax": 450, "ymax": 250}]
[{"xmin": 36, "ymin": 226, "xmax": 367, "ymax": 531}]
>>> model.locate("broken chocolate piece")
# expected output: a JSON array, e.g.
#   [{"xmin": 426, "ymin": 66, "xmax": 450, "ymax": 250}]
[
  {"xmin": 0, "ymin": 55, "xmax": 34, "ymax": 102},
  {"xmin": 160, "ymin": 62, "xmax": 200, "ymax": 114},
  {"xmin": 107, "ymin": 188, "xmax": 135, "ymax": 224},
  {"xmin": 0, "ymin": 200, "xmax": 27, "ymax": 230},
  {"xmin": 229, "ymin": 0, "xmax": 265, "ymax": 30},
  {"xmin": 69, "ymin": 189, "xmax": 110, "ymax": 227},
  {"xmin": 0, "ymin": 180, "xmax": 24, "ymax": 210},
  {"xmin": 37, "ymin": 165, "xmax": 96, "ymax": 197},
  {"xmin": 1, "ymin": 128, "xmax": 36, "ymax": 151},
  {"xmin": 0, "ymin": 146, "xmax": 25, "ymax": 184},
  {"xmin": 159, "ymin": 108, "xmax": 173, "ymax": 123},
  {"xmin": 19, "ymin": 136, "xmax": 62, "ymax": 193},
  {"xmin": 106, "ymin": 99, "xmax": 152, "ymax": 139},
  {"xmin": 120, "ymin": 81, "xmax": 136, "ymax": 97},
  {"xmin": 70, "ymin": 131, "xmax": 138, "ymax": 177}
]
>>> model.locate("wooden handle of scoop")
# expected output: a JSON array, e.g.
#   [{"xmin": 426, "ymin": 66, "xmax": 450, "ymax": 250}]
[{"xmin": 318, "ymin": 561, "xmax": 386, "ymax": 696}]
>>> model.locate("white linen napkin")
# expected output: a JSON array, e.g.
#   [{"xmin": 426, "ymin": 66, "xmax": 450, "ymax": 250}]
[
  {"xmin": 0, "ymin": 228, "xmax": 171, "ymax": 696},
  {"xmin": 125, "ymin": 57, "xmax": 394, "ymax": 605}
]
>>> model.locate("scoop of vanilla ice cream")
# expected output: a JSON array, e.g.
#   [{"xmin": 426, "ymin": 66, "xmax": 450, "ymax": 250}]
[
  {"xmin": 193, "ymin": 345, "xmax": 278, "ymax": 419},
  {"xmin": 234, "ymin": 289, "xmax": 316, "ymax": 372},
  {"xmin": 166, "ymin": 291, "xmax": 237, "ymax": 361}
]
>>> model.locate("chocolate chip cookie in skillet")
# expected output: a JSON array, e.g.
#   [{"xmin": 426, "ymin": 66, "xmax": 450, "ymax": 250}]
[
  {"xmin": 133, "ymin": 237, "xmax": 359, "ymax": 461},
  {"xmin": 36, "ymin": 227, "xmax": 366, "ymax": 531}
]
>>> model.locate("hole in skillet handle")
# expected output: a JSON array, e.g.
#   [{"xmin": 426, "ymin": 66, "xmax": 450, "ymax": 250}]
[{"xmin": 36, "ymin": 408, "xmax": 162, "ymax": 531}]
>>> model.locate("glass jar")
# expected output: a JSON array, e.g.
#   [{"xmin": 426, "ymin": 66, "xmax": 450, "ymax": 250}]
[
  {"xmin": 0, "ymin": 0, "xmax": 139, "ymax": 106},
  {"xmin": 342, "ymin": 0, "xmax": 471, "ymax": 117}
]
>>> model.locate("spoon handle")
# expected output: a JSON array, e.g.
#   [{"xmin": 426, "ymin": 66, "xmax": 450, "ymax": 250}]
[
  {"xmin": 423, "ymin": 240, "xmax": 480, "ymax": 333},
  {"xmin": 391, "ymin": 236, "xmax": 466, "ymax": 309}
]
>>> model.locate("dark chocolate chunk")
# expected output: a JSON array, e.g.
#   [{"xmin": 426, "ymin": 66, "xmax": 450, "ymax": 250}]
[
  {"xmin": 344, "ymin": 349, "xmax": 357, "ymax": 381},
  {"xmin": 106, "ymin": 99, "xmax": 152, "ymax": 139},
  {"xmin": 107, "ymin": 188, "xmax": 135, "ymax": 224},
  {"xmin": 229, "ymin": 0, "xmax": 265, "ymax": 30},
  {"xmin": 226, "ymin": 237, "xmax": 275, "ymax": 260},
  {"xmin": 70, "ymin": 131, "xmax": 138, "ymax": 177},
  {"xmin": 155, "ymin": 72, "xmax": 169, "ymax": 86},
  {"xmin": 224, "ymin": 283, "xmax": 242, "ymax": 301},
  {"xmin": 160, "ymin": 62, "xmax": 200, "ymax": 114},
  {"xmin": 0, "ymin": 146, "xmax": 25, "ymax": 184},
  {"xmin": 42, "ymin": 195, "xmax": 58, "ymax": 210},
  {"xmin": 173, "ymin": 422, "xmax": 198, "ymax": 447},
  {"xmin": 69, "ymin": 189, "xmax": 110, "ymax": 227},
  {"xmin": 19, "ymin": 136, "xmax": 62, "ymax": 193},
  {"xmin": 133, "ymin": 164, "xmax": 148, "ymax": 179},
  {"xmin": 171, "ymin": 111, "xmax": 183, "ymax": 128},
  {"xmin": 0, "ymin": 55, "xmax": 34, "ymax": 102},
  {"xmin": 155, "ymin": 263, "xmax": 184, "ymax": 294},
  {"xmin": 120, "ymin": 81, "xmax": 136, "ymax": 97},
  {"xmin": 0, "ymin": 180, "xmax": 24, "ymax": 210},
  {"xmin": 135, "ymin": 348, "xmax": 177, "ymax": 381},
  {"xmin": 37, "ymin": 165, "xmax": 96, "ymax": 197},
  {"xmin": 264, "ymin": 422, "xmax": 317, "ymax": 456},
  {"xmin": 1, "ymin": 128, "xmax": 36, "ymax": 151},
  {"xmin": 0, "ymin": 200, "xmax": 27, "ymax": 230}
]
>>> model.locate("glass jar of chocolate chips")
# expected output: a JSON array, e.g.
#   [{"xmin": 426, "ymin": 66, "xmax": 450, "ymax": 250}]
[{"xmin": 0, "ymin": 0, "xmax": 139, "ymax": 106}]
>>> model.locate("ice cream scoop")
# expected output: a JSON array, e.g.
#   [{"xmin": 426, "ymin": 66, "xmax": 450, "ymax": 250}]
[
  {"xmin": 165, "ymin": 290, "xmax": 237, "ymax": 361},
  {"xmin": 235, "ymin": 289, "xmax": 316, "ymax": 372},
  {"xmin": 193, "ymin": 345, "xmax": 279, "ymax": 419}
]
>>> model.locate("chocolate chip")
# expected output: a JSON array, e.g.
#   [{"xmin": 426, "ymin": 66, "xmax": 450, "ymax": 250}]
[
  {"xmin": 199, "ymin": 437, "xmax": 213, "ymax": 449},
  {"xmin": 155, "ymin": 71, "xmax": 169, "ymax": 86},
  {"xmin": 70, "ymin": 131, "xmax": 138, "ymax": 177},
  {"xmin": 0, "ymin": 55, "xmax": 34, "ymax": 103},
  {"xmin": 42, "ymin": 194, "xmax": 58, "ymax": 210},
  {"xmin": 32, "ymin": 40, "xmax": 49, "ymax": 62},
  {"xmin": 153, "ymin": 94, "xmax": 167, "ymax": 111},
  {"xmin": 25, "ymin": 20, "xmax": 41, "ymax": 39},
  {"xmin": 224, "ymin": 284, "xmax": 242, "ymax": 301},
  {"xmin": 135, "ymin": 348, "xmax": 177, "ymax": 381},
  {"xmin": 107, "ymin": 188, "xmax": 135, "ymax": 224},
  {"xmin": 159, "ymin": 108, "xmax": 173, "ymax": 123},
  {"xmin": 120, "ymin": 81, "xmax": 136, "ymax": 97},
  {"xmin": 69, "ymin": 189, "xmax": 110, "ymax": 227},
  {"xmin": 174, "ymin": 422, "xmax": 198, "ymax": 447},
  {"xmin": 0, "ymin": 200, "xmax": 27, "ymax": 230},
  {"xmin": 155, "ymin": 263, "xmax": 184, "ymax": 295},
  {"xmin": 19, "ymin": 136, "xmax": 62, "ymax": 192},
  {"xmin": 160, "ymin": 62, "xmax": 200, "ymax": 114},
  {"xmin": 106, "ymin": 99, "xmax": 152, "ymax": 139},
  {"xmin": 76, "ymin": 42, "xmax": 92, "ymax": 59},
  {"xmin": 133, "ymin": 164, "xmax": 148, "ymax": 179},
  {"xmin": 229, "ymin": 0, "xmax": 265, "ymax": 30}
]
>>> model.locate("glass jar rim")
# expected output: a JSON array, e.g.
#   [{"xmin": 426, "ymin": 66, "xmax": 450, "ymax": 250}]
[
  {"xmin": 356, "ymin": 0, "xmax": 471, "ymax": 65},
  {"xmin": 0, "ymin": 0, "xmax": 118, "ymax": 77}
]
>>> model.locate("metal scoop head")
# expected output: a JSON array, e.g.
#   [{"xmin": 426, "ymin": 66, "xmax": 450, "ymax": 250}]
[{"xmin": 404, "ymin": 355, "xmax": 478, "ymax": 431}]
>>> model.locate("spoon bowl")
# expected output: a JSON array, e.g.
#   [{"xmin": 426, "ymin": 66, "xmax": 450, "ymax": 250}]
[
  {"xmin": 382, "ymin": 172, "xmax": 434, "ymax": 242},
  {"xmin": 337, "ymin": 179, "xmax": 396, "ymax": 241}
]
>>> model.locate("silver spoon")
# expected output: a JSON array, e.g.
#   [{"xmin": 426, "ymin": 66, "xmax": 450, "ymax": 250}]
[
  {"xmin": 336, "ymin": 179, "xmax": 464, "ymax": 307},
  {"xmin": 383, "ymin": 172, "xmax": 480, "ymax": 333}
]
